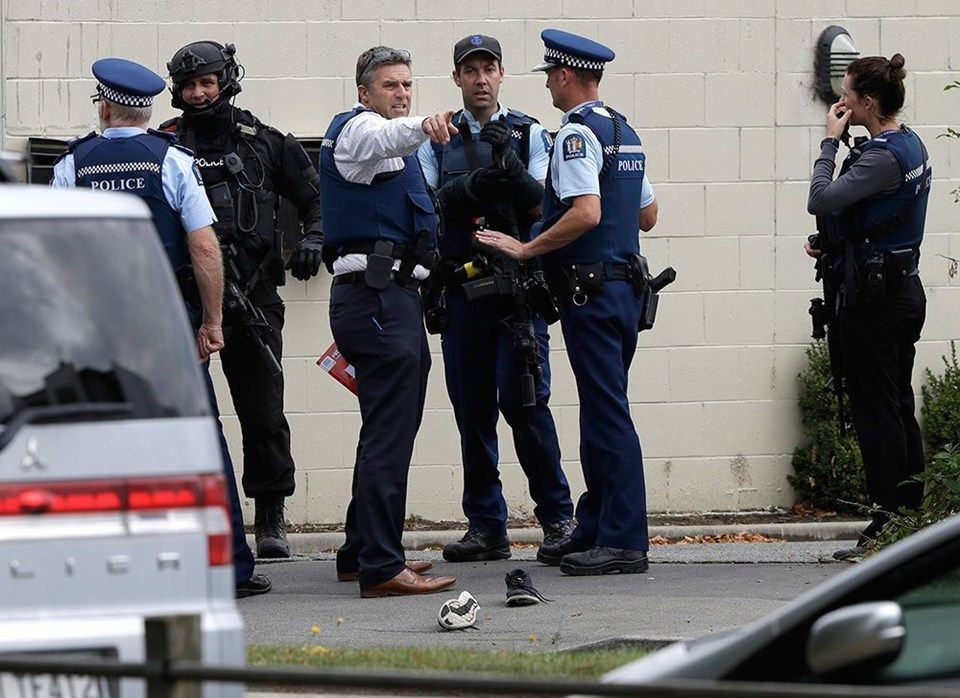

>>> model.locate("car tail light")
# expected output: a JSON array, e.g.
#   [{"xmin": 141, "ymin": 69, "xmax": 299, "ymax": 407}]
[
  {"xmin": 200, "ymin": 473, "xmax": 232, "ymax": 567},
  {"xmin": 0, "ymin": 473, "xmax": 234, "ymax": 567},
  {"xmin": 0, "ymin": 480, "xmax": 124, "ymax": 515}
]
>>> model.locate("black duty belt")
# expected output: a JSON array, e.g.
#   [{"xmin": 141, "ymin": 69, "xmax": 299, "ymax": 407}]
[
  {"xmin": 547, "ymin": 262, "xmax": 632, "ymax": 305},
  {"xmin": 331, "ymin": 271, "xmax": 422, "ymax": 290}
]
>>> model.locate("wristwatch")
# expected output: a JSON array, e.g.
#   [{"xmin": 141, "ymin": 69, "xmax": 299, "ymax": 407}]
[{"xmin": 820, "ymin": 137, "xmax": 840, "ymax": 149}]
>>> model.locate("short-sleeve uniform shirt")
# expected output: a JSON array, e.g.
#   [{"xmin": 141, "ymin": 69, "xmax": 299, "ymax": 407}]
[{"xmin": 52, "ymin": 126, "xmax": 216, "ymax": 234}]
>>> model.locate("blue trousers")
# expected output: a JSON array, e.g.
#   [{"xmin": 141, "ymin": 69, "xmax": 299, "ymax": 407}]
[
  {"xmin": 559, "ymin": 280, "xmax": 649, "ymax": 551},
  {"xmin": 441, "ymin": 294, "xmax": 572, "ymax": 535},
  {"xmin": 330, "ymin": 282, "xmax": 430, "ymax": 590},
  {"xmin": 200, "ymin": 361, "xmax": 256, "ymax": 584}
]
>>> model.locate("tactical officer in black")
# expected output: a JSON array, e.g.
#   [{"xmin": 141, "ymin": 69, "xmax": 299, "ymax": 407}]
[
  {"xmin": 806, "ymin": 54, "xmax": 931, "ymax": 557},
  {"xmin": 162, "ymin": 41, "xmax": 324, "ymax": 558}
]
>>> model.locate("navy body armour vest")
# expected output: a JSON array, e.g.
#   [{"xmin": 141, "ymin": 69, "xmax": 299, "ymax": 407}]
[
  {"xmin": 431, "ymin": 109, "xmax": 536, "ymax": 260},
  {"xmin": 824, "ymin": 126, "xmax": 931, "ymax": 256},
  {"xmin": 319, "ymin": 107, "xmax": 437, "ymax": 251},
  {"xmin": 535, "ymin": 103, "xmax": 645, "ymax": 270},
  {"xmin": 67, "ymin": 130, "xmax": 190, "ymax": 270}
]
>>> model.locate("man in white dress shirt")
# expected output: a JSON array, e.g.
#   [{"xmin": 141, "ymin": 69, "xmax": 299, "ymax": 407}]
[{"xmin": 318, "ymin": 46, "xmax": 459, "ymax": 598}]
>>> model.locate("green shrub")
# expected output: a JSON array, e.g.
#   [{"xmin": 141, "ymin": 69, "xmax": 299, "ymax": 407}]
[
  {"xmin": 872, "ymin": 445, "xmax": 960, "ymax": 550},
  {"xmin": 788, "ymin": 341, "xmax": 868, "ymax": 513},
  {"xmin": 921, "ymin": 342, "xmax": 960, "ymax": 456}
]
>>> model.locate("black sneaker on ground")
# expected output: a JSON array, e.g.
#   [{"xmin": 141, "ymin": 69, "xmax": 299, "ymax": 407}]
[
  {"xmin": 255, "ymin": 496, "xmax": 290, "ymax": 558},
  {"xmin": 442, "ymin": 530, "xmax": 511, "ymax": 562},
  {"xmin": 505, "ymin": 568, "xmax": 550, "ymax": 606},
  {"xmin": 537, "ymin": 521, "xmax": 587, "ymax": 566},
  {"xmin": 832, "ymin": 545, "xmax": 867, "ymax": 561},
  {"xmin": 857, "ymin": 514, "xmax": 889, "ymax": 547},
  {"xmin": 235, "ymin": 572, "xmax": 272, "ymax": 599},
  {"xmin": 559, "ymin": 546, "xmax": 649, "ymax": 576},
  {"xmin": 834, "ymin": 515, "xmax": 890, "ymax": 560}
]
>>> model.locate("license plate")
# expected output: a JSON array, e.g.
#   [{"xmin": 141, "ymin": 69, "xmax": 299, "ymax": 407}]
[{"xmin": 0, "ymin": 671, "xmax": 109, "ymax": 698}]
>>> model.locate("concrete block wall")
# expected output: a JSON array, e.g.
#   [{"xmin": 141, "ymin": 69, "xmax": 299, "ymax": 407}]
[{"xmin": 4, "ymin": 0, "xmax": 960, "ymax": 523}]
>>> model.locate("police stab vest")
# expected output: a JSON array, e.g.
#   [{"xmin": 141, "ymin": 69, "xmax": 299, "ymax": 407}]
[
  {"xmin": 319, "ymin": 106, "xmax": 438, "ymax": 250},
  {"xmin": 535, "ymin": 103, "xmax": 645, "ymax": 269},
  {"xmin": 824, "ymin": 126, "xmax": 931, "ymax": 256},
  {"xmin": 431, "ymin": 109, "xmax": 535, "ymax": 260},
  {"xmin": 67, "ymin": 130, "xmax": 190, "ymax": 270}
]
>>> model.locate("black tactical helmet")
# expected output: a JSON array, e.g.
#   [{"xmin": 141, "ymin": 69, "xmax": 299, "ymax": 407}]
[{"xmin": 167, "ymin": 41, "xmax": 242, "ymax": 111}]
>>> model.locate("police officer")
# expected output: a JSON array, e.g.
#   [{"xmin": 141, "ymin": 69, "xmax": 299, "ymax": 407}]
[
  {"xmin": 805, "ymin": 54, "xmax": 930, "ymax": 555},
  {"xmin": 162, "ymin": 42, "xmax": 324, "ymax": 558},
  {"xmin": 416, "ymin": 35, "xmax": 575, "ymax": 564},
  {"xmin": 319, "ymin": 46, "xmax": 458, "ymax": 597},
  {"xmin": 52, "ymin": 58, "xmax": 271, "ymax": 597},
  {"xmin": 477, "ymin": 30, "xmax": 658, "ymax": 576}
]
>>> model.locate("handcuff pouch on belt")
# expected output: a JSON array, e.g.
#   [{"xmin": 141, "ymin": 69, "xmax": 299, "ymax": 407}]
[
  {"xmin": 364, "ymin": 240, "xmax": 396, "ymax": 289},
  {"xmin": 561, "ymin": 263, "xmax": 606, "ymax": 307},
  {"xmin": 360, "ymin": 231, "xmax": 438, "ymax": 290},
  {"xmin": 855, "ymin": 248, "xmax": 918, "ymax": 304}
]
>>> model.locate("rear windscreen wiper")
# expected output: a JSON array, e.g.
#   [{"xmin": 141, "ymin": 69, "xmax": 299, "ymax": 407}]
[{"xmin": 0, "ymin": 402, "xmax": 132, "ymax": 451}]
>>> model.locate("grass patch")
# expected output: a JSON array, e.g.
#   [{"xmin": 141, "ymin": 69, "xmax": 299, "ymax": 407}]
[{"xmin": 247, "ymin": 645, "xmax": 651, "ymax": 679}]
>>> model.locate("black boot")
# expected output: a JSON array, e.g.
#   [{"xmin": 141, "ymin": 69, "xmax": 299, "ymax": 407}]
[
  {"xmin": 442, "ymin": 530, "xmax": 511, "ymax": 562},
  {"xmin": 254, "ymin": 497, "xmax": 290, "ymax": 558},
  {"xmin": 559, "ymin": 546, "xmax": 649, "ymax": 576},
  {"xmin": 537, "ymin": 519, "xmax": 586, "ymax": 565},
  {"xmin": 235, "ymin": 573, "xmax": 272, "ymax": 599}
]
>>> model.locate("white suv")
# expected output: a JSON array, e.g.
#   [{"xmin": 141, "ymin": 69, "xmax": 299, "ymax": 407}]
[{"xmin": 0, "ymin": 185, "xmax": 244, "ymax": 698}]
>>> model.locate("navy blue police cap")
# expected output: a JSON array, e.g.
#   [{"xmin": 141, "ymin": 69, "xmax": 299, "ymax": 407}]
[
  {"xmin": 92, "ymin": 57, "xmax": 166, "ymax": 107},
  {"xmin": 531, "ymin": 29, "xmax": 615, "ymax": 72}
]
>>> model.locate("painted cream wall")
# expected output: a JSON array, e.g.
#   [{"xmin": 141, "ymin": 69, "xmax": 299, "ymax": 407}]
[{"xmin": 4, "ymin": 0, "xmax": 960, "ymax": 524}]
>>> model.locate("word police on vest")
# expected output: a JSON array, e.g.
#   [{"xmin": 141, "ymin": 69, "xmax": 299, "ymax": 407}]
[
  {"xmin": 438, "ymin": 591, "xmax": 481, "ymax": 630},
  {"xmin": 89, "ymin": 177, "xmax": 146, "ymax": 191}
]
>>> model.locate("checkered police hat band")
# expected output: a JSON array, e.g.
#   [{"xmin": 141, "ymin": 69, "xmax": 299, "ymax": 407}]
[
  {"xmin": 544, "ymin": 47, "xmax": 605, "ymax": 71},
  {"xmin": 98, "ymin": 84, "xmax": 154, "ymax": 107}
]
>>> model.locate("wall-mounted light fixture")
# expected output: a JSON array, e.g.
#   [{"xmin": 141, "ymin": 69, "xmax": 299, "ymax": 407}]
[{"xmin": 815, "ymin": 26, "xmax": 859, "ymax": 103}]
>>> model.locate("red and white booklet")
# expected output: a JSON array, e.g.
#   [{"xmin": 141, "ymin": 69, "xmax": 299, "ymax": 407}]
[{"xmin": 316, "ymin": 342, "xmax": 357, "ymax": 395}]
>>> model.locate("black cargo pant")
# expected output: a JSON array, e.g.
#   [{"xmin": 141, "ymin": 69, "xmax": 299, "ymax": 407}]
[
  {"xmin": 840, "ymin": 274, "xmax": 926, "ymax": 514},
  {"xmin": 220, "ymin": 283, "xmax": 295, "ymax": 499}
]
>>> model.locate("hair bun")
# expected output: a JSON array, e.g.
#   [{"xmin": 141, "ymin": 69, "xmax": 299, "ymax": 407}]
[{"xmin": 888, "ymin": 53, "xmax": 906, "ymax": 80}]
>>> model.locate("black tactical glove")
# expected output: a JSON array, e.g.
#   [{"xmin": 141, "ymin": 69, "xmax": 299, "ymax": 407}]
[
  {"xmin": 436, "ymin": 172, "xmax": 480, "ymax": 213},
  {"xmin": 495, "ymin": 147, "xmax": 527, "ymax": 183},
  {"xmin": 430, "ymin": 257, "xmax": 460, "ymax": 286},
  {"xmin": 479, "ymin": 120, "xmax": 511, "ymax": 156},
  {"xmin": 287, "ymin": 232, "xmax": 324, "ymax": 281},
  {"xmin": 470, "ymin": 167, "xmax": 511, "ymax": 198}
]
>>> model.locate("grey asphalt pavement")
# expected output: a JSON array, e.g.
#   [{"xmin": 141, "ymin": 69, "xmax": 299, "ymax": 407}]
[{"xmin": 239, "ymin": 542, "xmax": 853, "ymax": 651}]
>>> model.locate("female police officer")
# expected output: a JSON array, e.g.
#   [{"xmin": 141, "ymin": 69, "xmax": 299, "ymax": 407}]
[{"xmin": 805, "ymin": 54, "xmax": 931, "ymax": 552}]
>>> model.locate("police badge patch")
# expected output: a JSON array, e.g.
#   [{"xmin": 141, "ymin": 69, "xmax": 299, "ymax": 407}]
[{"xmin": 562, "ymin": 133, "xmax": 585, "ymax": 160}]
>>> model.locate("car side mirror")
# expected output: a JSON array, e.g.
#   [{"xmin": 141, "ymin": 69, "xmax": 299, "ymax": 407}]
[{"xmin": 806, "ymin": 601, "xmax": 906, "ymax": 676}]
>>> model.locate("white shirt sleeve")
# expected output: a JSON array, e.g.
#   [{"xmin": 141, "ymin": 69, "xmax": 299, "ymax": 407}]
[
  {"xmin": 640, "ymin": 174, "xmax": 655, "ymax": 208},
  {"xmin": 51, "ymin": 155, "xmax": 76, "ymax": 188},
  {"xmin": 334, "ymin": 110, "xmax": 430, "ymax": 185},
  {"xmin": 551, "ymin": 123, "xmax": 603, "ymax": 202},
  {"xmin": 162, "ymin": 147, "xmax": 216, "ymax": 234},
  {"xmin": 527, "ymin": 123, "xmax": 552, "ymax": 182}
]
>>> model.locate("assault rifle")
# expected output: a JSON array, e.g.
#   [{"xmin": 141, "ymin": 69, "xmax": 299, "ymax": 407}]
[
  {"xmin": 221, "ymin": 242, "xmax": 282, "ymax": 376},
  {"xmin": 459, "ymin": 250, "xmax": 559, "ymax": 408},
  {"xmin": 807, "ymin": 231, "xmax": 847, "ymax": 436}
]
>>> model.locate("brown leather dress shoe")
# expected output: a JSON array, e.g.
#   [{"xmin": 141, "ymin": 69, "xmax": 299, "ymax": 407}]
[
  {"xmin": 337, "ymin": 560, "xmax": 433, "ymax": 582},
  {"xmin": 360, "ymin": 567, "xmax": 457, "ymax": 598}
]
